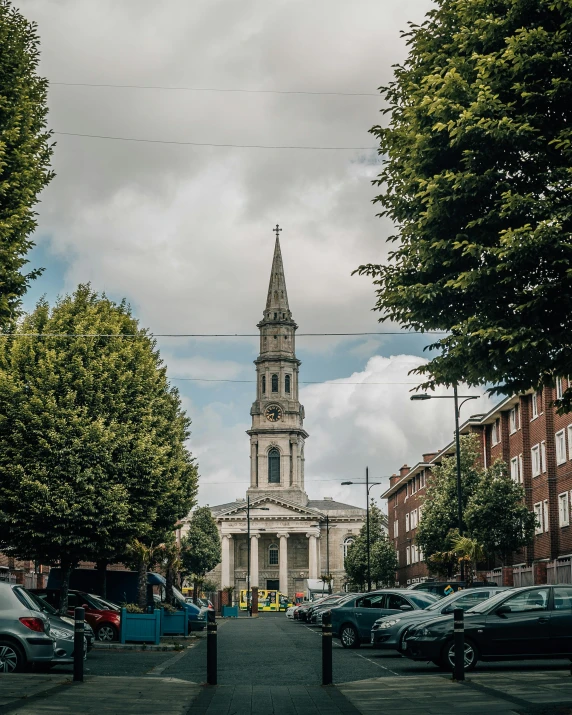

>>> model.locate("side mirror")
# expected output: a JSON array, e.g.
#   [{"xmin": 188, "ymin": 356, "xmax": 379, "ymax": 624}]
[
  {"xmin": 400, "ymin": 604, "xmax": 413, "ymax": 611},
  {"xmin": 496, "ymin": 604, "xmax": 511, "ymax": 616},
  {"xmin": 82, "ymin": 603, "xmax": 90, "ymax": 610}
]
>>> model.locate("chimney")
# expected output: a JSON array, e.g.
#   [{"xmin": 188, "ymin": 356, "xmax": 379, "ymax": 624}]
[
  {"xmin": 423, "ymin": 452, "xmax": 438, "ymax": 463},
  {"xmin": 399, "ymin": 464, "xmax": 410, "ymax": 478},
  {"xmin": 389, "ymin": 473, "xmax": 400, "ymax": 486}
]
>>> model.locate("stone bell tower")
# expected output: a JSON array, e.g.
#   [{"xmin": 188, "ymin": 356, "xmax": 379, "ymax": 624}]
[{"xmin": 246, "ymin": 226, "xmax": 309, "ymax": 506}]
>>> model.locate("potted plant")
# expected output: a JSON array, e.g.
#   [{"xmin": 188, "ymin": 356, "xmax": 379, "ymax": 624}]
[{"xmin": 119, "ymin": 603, "xmax": 161, "ymax": 645}]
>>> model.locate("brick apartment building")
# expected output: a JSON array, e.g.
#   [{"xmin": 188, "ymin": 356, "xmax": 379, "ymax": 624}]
[{"xmin": 384, "ymin": 380, "xmax": 572, "ymax": 587}]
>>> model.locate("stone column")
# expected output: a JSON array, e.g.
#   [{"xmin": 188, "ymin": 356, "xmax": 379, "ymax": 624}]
[
  {"xmin": 307, "ymin": 532, "xmax": 319, "ymax": 579},
  {"xmin": 251, "ymin": 534, "xmax": 260, "ymax": 588},
  {"xmin": 278, "ymin": 533, "xmax": 289, "ymax": 595},
  {"xmin": 250, "ymin": 439, "xmax": 258, "ymax": 487},
  {"xmin": 221, "ymin": 534, "xmax": 233, "ymax": 588},
  {"xmin": 290, "ymin": 437, "xmax": 298, "ymax": 487}
]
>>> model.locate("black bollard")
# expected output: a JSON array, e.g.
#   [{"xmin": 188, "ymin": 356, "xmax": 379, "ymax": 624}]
[
  {"xmin": 453, "ymin": 608, "xmax": 464, "ymax": 682},
  {"xmin": 73, "ymin": 607, "xmax": 85, "ymax": 683},
  {"xmin": 322, "ymin": 610, "xmax": 333, "ymax": 686},
  {"xmin": 206, "ymin": 621, "xmax": 217, "ymax": 685}
]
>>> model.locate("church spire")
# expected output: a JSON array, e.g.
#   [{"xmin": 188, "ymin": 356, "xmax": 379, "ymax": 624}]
[{"xmin": 264, "ymin": 225, "xmax": 292, "ymax": 322}]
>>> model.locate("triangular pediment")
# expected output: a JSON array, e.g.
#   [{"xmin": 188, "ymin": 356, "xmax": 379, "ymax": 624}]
[{"xmin": 217, "ymin": 495, "xmax": 323, "ymax": 520}]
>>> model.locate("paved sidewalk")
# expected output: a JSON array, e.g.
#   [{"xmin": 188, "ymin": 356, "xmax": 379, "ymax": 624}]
[
  {"xmin": 0, "ymin": 674, "xmax": 199, "ymax": 714},
  {"xmin": 338, "ymin": 671, "xmax": 572, "ymax": 714}
]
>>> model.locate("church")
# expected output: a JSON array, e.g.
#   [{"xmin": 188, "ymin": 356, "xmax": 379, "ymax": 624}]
[{"xmin": 203, "ymin": 229, "xmax": 367, "ymax": 597}]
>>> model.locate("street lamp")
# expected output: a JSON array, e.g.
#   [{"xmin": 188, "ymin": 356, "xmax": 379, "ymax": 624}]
[
  {"xmin": 342, "ymin": 467, "xmax": 382, "ymax": 592},
  {"xmin": 234, "ymin": 496, "xmax": 269, "ymax": 616},
  {"xmin": 313, "ymin": 516, "xmax": 333, "ymax": 593},
  {"xmin": 410, "ymin": 386, "xmax": 480, "ymax": 580}
]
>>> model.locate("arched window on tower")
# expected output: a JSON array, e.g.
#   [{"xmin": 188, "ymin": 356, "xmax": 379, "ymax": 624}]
[
  {"xmin": 269, "ymin": 543, "xmax": 279, "ymax": 565},
  {"xmin": 343, "ymin": 537, "xmax": 355, "ymax": 561},
  {"xmin": 285, "ymin": 375, "xmax": 291, "ymax": 394},
  {"xmin": 268, "ymin": 448, "xmax": 280, "ymax": 484},
  {"xmin": 261, "ymin": 375, "xmax": 266, "ymax": 394},
  {"xmin": 271, "ymin": 374, "xmax": 278, "ymax": 392}
]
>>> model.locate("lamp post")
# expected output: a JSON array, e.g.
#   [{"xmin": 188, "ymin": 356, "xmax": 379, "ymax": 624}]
[
  {"xmin": 235, "ymin": 496, "xmax": 269, "ymax": 615},
  {"xmin": 410, "ymin": 386, "xmax": 479, "ymax": 580},
  {"xmin": 314, "ymin": 515, "xmax": 332, "ymax": 593},
  {"xmin": 342, "ymin": 467, "xmax": 382, "ymax": 592}
]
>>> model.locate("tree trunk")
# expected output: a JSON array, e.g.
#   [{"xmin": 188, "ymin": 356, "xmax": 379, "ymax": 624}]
[
  {"xmin": 96, "ymin": 559, "xmax": 108, "ymax": 598},
  {"xmin": 59, "ymin": 557, "xmax": 72, "ymax": 615},
  {"xmin": 165, "ymin": 565, "xmax": 174, "ymax": 606},
  {"xmin": 137, "ymin": 557, "xmax": 148, "ymax": 610}
]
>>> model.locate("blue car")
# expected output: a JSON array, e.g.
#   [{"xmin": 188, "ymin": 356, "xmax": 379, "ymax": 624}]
[{"xmin": 331, "ymin": 589, "xmax": 438, "ymax": 648}]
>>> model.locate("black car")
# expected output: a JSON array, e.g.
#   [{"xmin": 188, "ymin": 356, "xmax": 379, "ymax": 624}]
[
  {"xmin": 331, "ymin": 589, "xmax": 439, "ymax": 648},
  {"xmin": 405, "ymin": 584, "xmax": 572, "ymax": 671},
  {"xmin": 371, "ymin": 586, "xmax": 507, "ymax": 652}
]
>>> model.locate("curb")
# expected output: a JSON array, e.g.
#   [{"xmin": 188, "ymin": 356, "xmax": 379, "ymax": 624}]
[{"xmin": 93, "ymin": 642, "xmax": 192, "ymax": 652}]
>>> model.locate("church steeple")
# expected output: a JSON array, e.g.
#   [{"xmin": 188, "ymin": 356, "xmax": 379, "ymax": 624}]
[
  {"xmin": 263, "ymin": 226, "xmax": 292, "ymax": 323},
  {"xmin": 247, "ymin": 225, "xmax": 308, "ymax": 506}
]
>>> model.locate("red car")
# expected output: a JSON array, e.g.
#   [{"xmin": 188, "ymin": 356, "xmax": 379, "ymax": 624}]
[{"xmin": 30, "ymin": 589, "xmax": 121, "ymax": 642}]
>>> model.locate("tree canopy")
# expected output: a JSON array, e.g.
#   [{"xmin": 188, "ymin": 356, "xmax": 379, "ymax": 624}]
[
  {"xmin": 0, "ymin": 0, "xmax": 54, "ymax": 329},
  {"xmin": 181, "ymin": 506, "xmax": 221, "ymax": 595},
  {"xmin": 356, "ymin": 0, "xmax": 572, "ymax": 411},
  {"xmin": 345, "ymin": 502, "xmax": 396, "ymax": 588},
  {"xmin": 0, "ymin": 286, "xmax": 198, "ymax": 611}
]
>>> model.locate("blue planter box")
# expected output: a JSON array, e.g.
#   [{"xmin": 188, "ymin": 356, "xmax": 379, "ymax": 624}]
[
  {"xmin": 120, "ymin": 608, "xmax": 161, "ymax": 644},
  {"xmin": 222, "ymin": 605, "xmax": 238, "ymax": 618},
  {"xmin": 160, "ymin": 607, "xmax": 190, "ymax": 636}
]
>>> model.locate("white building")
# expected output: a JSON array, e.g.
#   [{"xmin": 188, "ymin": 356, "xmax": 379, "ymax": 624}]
[{"xmin": 197, "ymin": 232, "xmax": 368, "ymax": 597}]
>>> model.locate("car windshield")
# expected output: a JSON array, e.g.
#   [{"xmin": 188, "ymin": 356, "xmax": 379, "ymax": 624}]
[
  {"xmin": 407, "ymin": 592, "xmax": 440, "ymax": 608},
  {"xmin": 425, "ymin": 590, "xmax": 473, "ymax": 611},
  {"xmin": 84, "ymin": 593, "xmax": 114, "ymax": 610},
  {"xmin": 26, "ymin": 590, "xmax": 58, "ymax": 615},
  {"xmin": 13, "ymin": 586, "xmax": 41, "ymax": 612},
  {"xmin": 465, "ymin": 590, "xmax": 508, "ymax": 614}
]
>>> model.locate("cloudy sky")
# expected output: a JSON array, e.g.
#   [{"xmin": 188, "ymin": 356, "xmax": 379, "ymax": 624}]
[{"xmin": 19, "ymin": 0, "xmax": 492, "ymax": 511}]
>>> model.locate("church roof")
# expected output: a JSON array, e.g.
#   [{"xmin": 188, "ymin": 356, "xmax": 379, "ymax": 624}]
[
  {"xmin": 307, "ymin": 499, "xmax": 367, "ymax": 514},
  {"xmin": 264, "ymin": 231, "xmax": 291, "ymax": 317}
]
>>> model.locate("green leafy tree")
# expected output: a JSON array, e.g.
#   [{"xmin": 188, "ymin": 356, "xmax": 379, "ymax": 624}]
[
  {"xmin": 416, "ymin": 435, "xmax": 482, "ymax": 577},
  {"xmin": 465, "ymin": 460, "xmax": 536, "ymax": 564},
  {"xmin": 0, "ymin": 1, "xmax": 54, "ymax": 329},
  {"xmin": 180, "ymin": 506, "xmax": 221, "ymax": 602},
  {"xmin": 0, "ymin": 286, "xmax": 198, "ymax": 612},
  {"xmin": 370, "ymin": 532, "xmax": 398, "ymax": 587},
  {"xmin": 344, "ymin": 502, "xmax": 389, "ymax": 589},
  {"xmin": 356, "ymin": 0, "xmax": 572, "ymax": 411}
]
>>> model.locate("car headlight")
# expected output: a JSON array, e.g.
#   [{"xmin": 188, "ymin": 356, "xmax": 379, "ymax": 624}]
[
  {"xmin": 381, "ymin": 619, "xmax": 401, "ymax": 628},
  {"xmin": 416, "ymin": 627, "xmax": 436, "ymax": 637},
  {"xmin": 51, "ymin": 627, "xmax": 74, "ymax": 641}
]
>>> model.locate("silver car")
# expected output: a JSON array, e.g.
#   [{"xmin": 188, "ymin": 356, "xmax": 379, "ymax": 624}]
[{"xmin": 0, "ymin": 582, "xmax": 56, "ymax": 672}]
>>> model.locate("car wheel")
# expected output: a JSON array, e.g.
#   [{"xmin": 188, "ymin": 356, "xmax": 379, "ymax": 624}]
[
  {"xmin": 0, "ymin": 640, "xmax": 25, "ymax": 673},
  {"xmin": 96, "ymin": 624, "xmax": 118, "ymax": 642},
  {"xmin": 340, "ymin": 624, "xmax": 360, "ymax": 649},
  {"xmin": 399, "ymin": 628, "xmax": 410, "ymax": 653},
  {"xmin": 442, "ymin": 638, "xmax": 478, "ymax": 672}
]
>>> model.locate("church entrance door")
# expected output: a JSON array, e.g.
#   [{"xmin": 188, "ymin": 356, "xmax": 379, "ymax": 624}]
[{"xmin": 266, "ymin": 579, "xmax": 279, "ymax": 591}]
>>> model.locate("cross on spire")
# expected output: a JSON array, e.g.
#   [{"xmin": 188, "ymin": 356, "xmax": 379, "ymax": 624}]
[{"xmin": 273, "ymin": 224, "xmax": 282, "ymax": 240}]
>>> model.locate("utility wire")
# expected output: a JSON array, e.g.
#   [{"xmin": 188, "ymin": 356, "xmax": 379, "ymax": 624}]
[
  {"xmin": 0, "ymin": 331, "xmax": 445, "ymax": 338},
  {"xmin": 171, "ymin": 377, "xmax": 421, "ymax": 385},
  {"xmin": 53, "ymin": 131, "xmax": 376, "ymax": 151},
  {"xmin": 51, "ymin": 81, "xmax": 380, "ymax": 97}
]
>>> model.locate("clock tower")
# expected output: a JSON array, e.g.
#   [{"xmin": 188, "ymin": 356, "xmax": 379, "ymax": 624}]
[{"xmin": 246, "ymin": 226, "xmax": 309, "ymax": 506}]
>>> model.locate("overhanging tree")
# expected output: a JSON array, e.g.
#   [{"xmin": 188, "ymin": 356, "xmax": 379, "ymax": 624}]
[
  {"xmin": 180, "ymin": 506, "xmax": 221, "ymax": 602},
  {"xmin": 0, "ymin": 286, "xmax": 198, "ymax": 613},
  {"xmin": 356, "ymin": 0, "xmax": 572, "ymax": 411},
  {"xmin": 0, "ymin": 0, "xmax": 54, "ymax": 329},
  {"xmin": 344, "ymin": 502, "xmax": 391, "ymax": 589},
  {"xmin": 370, "ymin": 533, "xmax": 398, "ymax": 587}
]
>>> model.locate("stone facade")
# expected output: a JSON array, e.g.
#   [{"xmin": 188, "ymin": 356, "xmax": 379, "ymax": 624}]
[{"xmin": 183, "ymin": 232, "xmax": 368, "ymax": 597}]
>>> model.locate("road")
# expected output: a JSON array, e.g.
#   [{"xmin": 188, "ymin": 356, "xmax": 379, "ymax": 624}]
[{"xmin": 49, "ymin": 612, "xmax": 572, "ymax": 685}]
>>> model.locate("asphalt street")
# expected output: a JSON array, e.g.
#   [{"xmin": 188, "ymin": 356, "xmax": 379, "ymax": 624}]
[{"xmin": 48, "ymin": 612, "xmax": 572, "ymax": 685}]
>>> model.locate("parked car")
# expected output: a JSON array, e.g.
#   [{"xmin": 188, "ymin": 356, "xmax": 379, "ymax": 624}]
[
  {"xmin": 0, "ymin": 582, "xmax": 55, "ymax": 672},
  {"xmin": 296, "ymin": 596, "xmax": 329, "ymax": 622},
  {"xmin": 371, "ymin": 586, "xmax": 508, "ymax": 653},
  {"xmin": 26, "ymin": 590, "xmax": 94, "ymax": 665},
  {"xmin": 185, "ymin": 597, "xmax": 215, "ymax": 623},
  {"xmin": 331, "ymin": 589, "xmax": 439, "ymax": 648},
  {"xmin": 310, "ymin": 594, "xmax": 358, "ymax": 625},
  {"xmin": 407, "ymin": 581, "xmax": 495, "ymax": 597},
  {"xmin": 286, "ymin": 605, "xmax": 298, "ymax": 619},
  {"xmin": 405, "ymin": 584, "xmax": 572, "ymax": 671},
  {"xmin": 30, "ymin": 589, "xmax": 121, "ymax": 642}
]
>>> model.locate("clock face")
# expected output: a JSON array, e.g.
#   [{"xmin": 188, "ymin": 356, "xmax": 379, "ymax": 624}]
[{"xmin": 265, "ymin": 405, "xmax": 283, "ymax": 422}]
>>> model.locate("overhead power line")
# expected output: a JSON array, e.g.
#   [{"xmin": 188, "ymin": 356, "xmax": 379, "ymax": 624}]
[
  {"xmin": 53, "ymin": 131, "xmax": 376, "ymax": 151},
  {"xmin": 51, "ymin": 81, "xmax": 380, "ymax": 98},
  {"xmin": 170, "ymin": 377, "xmax": 422, "ymax": 385},
  {"xmin": 0, "ymin": 331, "xmax": 446, "ymax": 338}
]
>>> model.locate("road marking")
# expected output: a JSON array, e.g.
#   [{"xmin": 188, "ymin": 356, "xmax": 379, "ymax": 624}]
[
  {"xmin": 146, "ymin": 649, "xmax": 188, "ymax": 676},
  {"xmin": 354, "ymin": 652, "xmax": 401, "ymax": 676}
]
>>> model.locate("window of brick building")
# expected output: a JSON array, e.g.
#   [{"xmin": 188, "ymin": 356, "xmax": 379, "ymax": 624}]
[
  {"xmin": 509, "ymin": 406, "xmax": 519, "ymax": 433},
  {"xmin": 393, "ymin": 519, "xmax": 398, "ymax": 538},
  {"xmin": 532, "ymin": 391, "xmax": 541, "ymax": 419},
  {"xmin": 559, "ymin": 493, "xmax": 570, "ymax": 528},
  {"xmin": 519, "ymin": 454, "xmax": 523, "ymax": 483},
  {"xmin": 569, "ymin": 425, "xmax": 572, "ymax": 460},
  {"xmin": 543, "ymin": 500, "xmax": 549, "ymax": 532},
  {"xmin": 541, "ymin": 441, "xmax": 547, "ymax": 473},
  {"xmin": 532, "ymin": 445, "xmax": 541, "ymax": 477},
  {"xmin": 491, "ymin": 418, "xmax": 501, "ymax": 445},
  {"xmin": 406, "ymin": 546, "xmax": 411, "ymax": 565},
  {"xmin": 556, "ymin": 430, "xmax": 566, "ymax": 465},
  {"xmin": 557, "ymin": 377, "xmax": 564, "ymax": 400},
  {"xmin": 420, "ymin": 470, "xmax": 426, "ymax": 488},
  {"xmin": 510, "ymin": 457, "xmax": 519, "ymax": 482},
  {"xmin": 534, "ymin": 503, "xmax": 543, "ymax": 533},
  {"xmin": 405, "ymin": 513, "xmax": 410, "ymax": 532}
]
